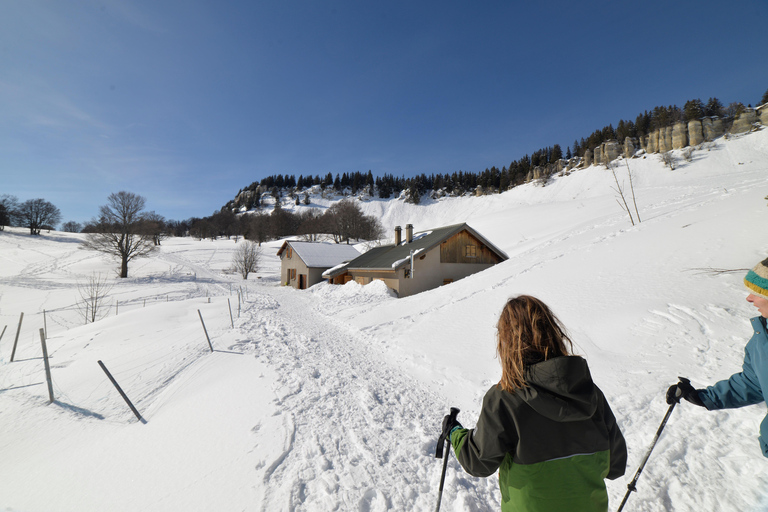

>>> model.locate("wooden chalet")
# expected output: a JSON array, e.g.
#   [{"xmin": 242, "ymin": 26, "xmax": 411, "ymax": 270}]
[
  {"xmin": 277, "ymin": 241, "xmax": 361, "ymax": 290},
  {"xmin": 323, "ymin": 223, "xmax": 508, "ymax": 298}
]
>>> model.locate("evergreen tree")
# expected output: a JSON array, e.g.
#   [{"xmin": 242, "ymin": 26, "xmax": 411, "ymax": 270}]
[
  {"xmin": 725, "ymin": 102, "xmax": 746, "ymax": 118},
  {"xmin": 616, "ymin": 119, "xmax": 636, "ymax": 141},
  {"xmin": 761, "ymin": 88, "xmax": 768, "ymax": 106},
  {"xmin": 601, "ymin": 124, "xmax": 616, "ymax": 141},
  {"xmin": 635, "ymin": 111, "xmax": 651, "ymax": 137},
  {"xmin": 683, "ymin": 99, "xmax": 704, "ymax": 121},
  {"xmin": 551, "ymin": 144, "xmax": 563, "ymax": 162},
  {"xmin": 406, "ymin": 182, "xmax": 420, "ymax": 204}
]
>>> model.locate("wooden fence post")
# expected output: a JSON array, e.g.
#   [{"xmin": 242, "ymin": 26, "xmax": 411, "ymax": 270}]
[
  {"xmin": 198, "ymin": 310, "xmax": 214, "ymax": 352},
  {"xmin": 228, "ymin": 299, "xmax": 234, "ymax": 328},
  {"xmin": 10, "ymin": 312, "xmax": 24, "ymax": 362},
  {"xmin": 0, "ymin": 325, "xmax": 7, "ymax": 344},
  {"xmin": 98, "ymin": 360, "xmax": 145, "ymax": 423},
  {"xmin": 43, "ymin": 309, "xmax": 48, "ymax": 339},
  {"xmin": 39, "ymin": 329, "xmax": 54, "ymax": 403}
]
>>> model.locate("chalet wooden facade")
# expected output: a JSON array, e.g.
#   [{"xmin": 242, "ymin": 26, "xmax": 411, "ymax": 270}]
[
  {"xmin": 277, "ymin": 241, "xmax": 361, "ymax": 290},
  {"xmin": 323, "ymin": 223, "xmax": 507, "ymax": 297}
]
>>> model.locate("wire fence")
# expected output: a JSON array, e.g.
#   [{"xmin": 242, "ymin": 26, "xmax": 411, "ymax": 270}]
[
  {"xmin": 0, "ymin": 281, "xmax": 249, "ymax": 354},
  {"xmin": 0, "ymin": 288, "xmax": 249, "ymax": 424}
]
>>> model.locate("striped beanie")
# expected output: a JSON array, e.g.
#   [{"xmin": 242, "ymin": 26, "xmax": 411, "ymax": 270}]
[{"xmin": 745, "ymin": 257, "xmax": 768, "ymax": 299}]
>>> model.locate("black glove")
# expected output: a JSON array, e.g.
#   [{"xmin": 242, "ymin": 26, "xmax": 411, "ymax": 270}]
[
  {"xmin": 435, "ymin": 407, "xmax": 461, "ymax": 459},
  {"xmin": 666, "ymin": 377, "xmax": 705, "ymax": 407},
  {"xmin": 442, "ymin": 413, "xmax": 462, "ymax": 439}
]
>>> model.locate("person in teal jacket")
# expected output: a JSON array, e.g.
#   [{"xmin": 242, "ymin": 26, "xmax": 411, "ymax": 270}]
[
  {"xmin": 667, "ymin": 256, "xmax": 768, "ymax": 456},
  {"xmin": 444, "ymin": 295, "xmax": 627, "ymax": 512}
]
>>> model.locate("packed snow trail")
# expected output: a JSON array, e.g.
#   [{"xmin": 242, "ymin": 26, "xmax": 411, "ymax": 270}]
[{"xmin": 233, "ymin": 283, "xmax": 500, "ymax": 511}]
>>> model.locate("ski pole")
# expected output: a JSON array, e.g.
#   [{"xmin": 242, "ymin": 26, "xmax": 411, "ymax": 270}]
[
  {"xmin": 435, "ymin": 407, "xmax": 460, "ymax": 512},
  {"xmin": 617, "ymin": 377, "xmax": 689, "ymax": 512}
]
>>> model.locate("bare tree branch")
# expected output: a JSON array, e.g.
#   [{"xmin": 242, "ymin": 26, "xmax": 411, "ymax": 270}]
[
  {"xmin": 81, "ymin": 191, "xmax": 156, "ymax": 278},
  {"xmin": 231, "ymin": 241, "xmax": 261, "ymax": 279}
]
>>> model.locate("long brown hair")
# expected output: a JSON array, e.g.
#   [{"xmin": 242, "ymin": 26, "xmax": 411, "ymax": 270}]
[{"xmin": 496, "ymin": 295, "xmax": 574, "ymax": 392}]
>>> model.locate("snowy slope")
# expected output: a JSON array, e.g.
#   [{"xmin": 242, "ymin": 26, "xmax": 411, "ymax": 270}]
[{"xmin": 1, "ymin": 130, "xmax": 768, "ymax": 511}]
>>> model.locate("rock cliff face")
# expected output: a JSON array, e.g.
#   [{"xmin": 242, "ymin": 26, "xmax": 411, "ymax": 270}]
[
  {"xmin": 702, "ymin": 118, "xmax": 725, "ymax": 141},
  {"xmin": 672, "ymin": 122, "xmax": 688, "ymax": 149},
  {"xmin": 551, "ymin": 106, "xmax": 766, "ymax": 176},
  {"xmin": 688, "ymin": 120, "xmax": 704, "ymax": 146},
  {"xmin": 624, "ymin": 137, "xmax": 638, "ymax": 158},
  {"xmin": 731, "ymin": 109, "xmax": 758, "ymax": 134},
  {"xmin": 585, "ymin": 111, "xmax": 765, "ymax": 168},
  {"xmin": 760, "ymin": 105, "xmax": 768, "ymax": 126}
]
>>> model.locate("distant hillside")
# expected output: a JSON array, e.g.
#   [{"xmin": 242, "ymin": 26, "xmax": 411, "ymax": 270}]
[{"xmin": 223, "ymin": 94, "xmax": 768, "ymax": 214}]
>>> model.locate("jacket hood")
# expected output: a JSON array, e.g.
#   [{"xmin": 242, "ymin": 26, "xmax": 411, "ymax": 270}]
[{"xmin": 517, "ymin": 356, "xmax": 599, "ymax": 422}]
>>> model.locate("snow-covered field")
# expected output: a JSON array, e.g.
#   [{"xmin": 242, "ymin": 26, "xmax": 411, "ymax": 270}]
[{"xmin": 2, "ymin": 130, "xmax": 768, "ymax": 511}]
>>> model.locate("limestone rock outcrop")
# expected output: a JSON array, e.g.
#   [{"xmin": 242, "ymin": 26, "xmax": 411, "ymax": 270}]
[
  {"xmin": 702, "ymin": 118, "xmax": 724, "ymax": 141},
  {"xmin": 624, "ymin": 137, "xmax": 638, "ymax": 158},
  {"xmin": 731, "ymin": 109, "xmax": 758, "ymax": 134},
  {"xmin": 603, "ymin": 141, "xmax": 621, "ymax": 162},
  {"xmin": 672, "ymin": 122, "xmax": 688, "ymax": 149},
  {"xmin": 759, "ymin": 105, "xmax": 768, "ymax": 126},
  {"xmin": 580, "ymin": 108, "xmax": 764, "ymax": 169},
  {"xmin": 688, "ymin": 120, "xmax": 704, "ymax": 146},
  {"xmin": 659, "ymin": 127, "xmax": 673, "ymax": 153},
  {"xmin": 592, "ymin": 147, "xmax": 602, "ymax": 165}
]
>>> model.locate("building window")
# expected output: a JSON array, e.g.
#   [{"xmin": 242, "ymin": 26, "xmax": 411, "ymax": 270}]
[
  {"xmin": 290, "ymin": 269, "xmax": 296, "ymax": 280},
  {"xmin": 287, "ymin": 247, "xmax": 293, "ymax": 259},
  {"xmin": 465, "ymin": 245, "xmax": 477, "ymax": 258}
]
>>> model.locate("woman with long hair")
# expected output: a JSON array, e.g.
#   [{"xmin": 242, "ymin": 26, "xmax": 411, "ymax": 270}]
[{"xmin": 446, "ymin": 295, "xmax": 627, "ymax": 511}]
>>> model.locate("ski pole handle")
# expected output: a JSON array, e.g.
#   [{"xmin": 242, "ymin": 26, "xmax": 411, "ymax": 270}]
[
  {"xmin": 435, "ymin": 407, "xmax": 460, "ymax": 459},
  {"xmin": 618, "ymin": 377, "xmax": 689, "ymax": 512},
  {"xmin": 434, "ymin": 407, "xmax": 460, "ymax": 512}
]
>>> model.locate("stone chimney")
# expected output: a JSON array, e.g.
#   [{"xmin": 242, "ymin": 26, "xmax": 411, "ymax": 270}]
[
  {"xmin": 405, "ymin": 224, "xmax": 413, "ymax": 243},
  {"xmin": 394, "ymin": 226, "xmax": 401, "ymax": 245}
]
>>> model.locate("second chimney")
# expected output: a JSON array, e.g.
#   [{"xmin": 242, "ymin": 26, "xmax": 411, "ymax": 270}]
[
  {"xmin": 405, "ymin": 224, "xmax": 413, "ymax": 243},
  {"xmin": 394, "ymin": 226, "xmax": 402, "ymax": 245}
]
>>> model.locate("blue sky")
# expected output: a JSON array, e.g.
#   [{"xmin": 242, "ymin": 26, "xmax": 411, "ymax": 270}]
[{"xmin": 2, "ymin": 1, "xmax": 767, "ymax": 225}]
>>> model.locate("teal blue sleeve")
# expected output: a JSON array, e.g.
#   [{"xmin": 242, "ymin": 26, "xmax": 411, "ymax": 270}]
[{"xmin": 699, "ymin": 341, "xmax": 765, "ymax": 410}]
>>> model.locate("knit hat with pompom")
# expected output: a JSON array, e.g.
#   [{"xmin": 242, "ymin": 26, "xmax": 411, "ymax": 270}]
[{"xmin": 745, "ymin": 257, "xmax": 768, "ymax": 299}]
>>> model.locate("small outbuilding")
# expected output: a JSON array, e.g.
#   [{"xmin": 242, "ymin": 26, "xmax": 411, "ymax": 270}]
[
  {"xmin": 277, "ymin": 241, "xmax": 362, "ymax": 290},
  {"xmin": 323, "ymin": 223, "xmax": 508, "ymax": 298}
]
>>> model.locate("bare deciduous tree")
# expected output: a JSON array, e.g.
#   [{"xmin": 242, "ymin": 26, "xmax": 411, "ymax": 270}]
[
  {"xmin": 76, "ymin": 272, "xmax": 114, "ymax": 324},
  {"xmin": 624, "ymin": 159, "xmax": 641, "ymax": 224},
  {"xmin": 244, "ymin": 213, "xmax": 270, "ymax": 245},
  {"xmin": 661, "ymin": 151, "xmax": 676, "ymax": 170},
  {"xmin": 141, "ymin": 211, "xmax": 167, "ymax": 246},
  {"xmin": 16, "ymin": 198, "xmax": 62, "ymax": 235},
  {"xmin": 0, "ymin": 195, "xmax": 19, "ymax": 231},
  {"xmin": 608, "ymin": 160, "xmax": 635, "ymax": 226},
  {"xmin": 231, "ymin": 240, "xmax": 261, "ymax": 279},
  {"xmin": 62, "ymin": 221, "xmax": 82, "ymax": 233},
  {"xmin": 325, "ymin": 199, "xmax": 384, "ymax": 244},
  {"xmin": 297, "ymin": 210, "xmax": 325, "ymax": 242},
  {"xmin": 82, "ymin": 191, "xmax": 156, "ymax": 278}
]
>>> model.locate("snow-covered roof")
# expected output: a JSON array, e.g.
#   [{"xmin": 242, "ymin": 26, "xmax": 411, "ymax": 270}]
[
  {"xmin": 324, "ymin": 223, "xmax": 508, "ymax": 277},
  {"xmin": 277, "ymin": 241, "xmax": 361, "ymax": 269}
]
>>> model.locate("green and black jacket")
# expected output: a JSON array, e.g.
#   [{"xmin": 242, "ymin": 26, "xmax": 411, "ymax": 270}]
[{"xmin": 450, "ymin": 356, "xmax": 627, "ymax": 512}]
